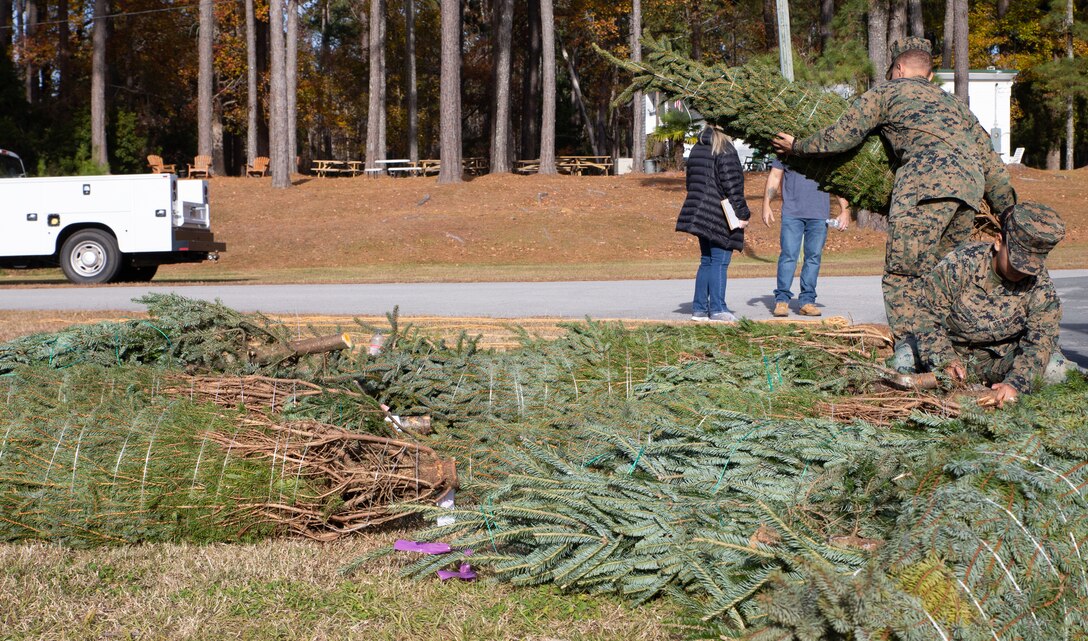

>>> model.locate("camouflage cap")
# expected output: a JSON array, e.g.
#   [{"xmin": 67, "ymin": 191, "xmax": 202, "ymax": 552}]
[
  {"xmin": 1003, "ymin": 202, "xmax": 1066, "ymax": 276},
  {"xmin": 886, "ymin": 37, "xmax": 933, "ymax": 79}
]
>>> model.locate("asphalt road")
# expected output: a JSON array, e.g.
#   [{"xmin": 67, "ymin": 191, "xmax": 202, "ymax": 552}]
[{"xmin": 4, "ymin": 271, "xmax": 1088, "ymax": 366}]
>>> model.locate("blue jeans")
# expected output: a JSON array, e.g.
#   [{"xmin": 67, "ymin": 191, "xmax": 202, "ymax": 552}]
[
  {"xmin": 692, "ymin": 237, "xmax": 733, "ymax": 315},
  {"xmin": 774, "ymin": 217, "xmax": 828, "ymax": 305}
]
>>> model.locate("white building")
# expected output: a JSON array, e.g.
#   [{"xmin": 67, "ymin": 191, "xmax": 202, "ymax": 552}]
[{"xmin": 933, "ymin": 69, "xmax": 1018, "ymax": 159}]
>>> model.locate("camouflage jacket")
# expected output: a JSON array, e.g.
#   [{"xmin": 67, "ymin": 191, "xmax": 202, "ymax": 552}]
[
  {"xmin": 916, "ymin": 242, "xmax": 1062, "ymax": 392},
  {"xmin": 793, "ymin": 77, "xmax": 1015, "ymax": 214}
]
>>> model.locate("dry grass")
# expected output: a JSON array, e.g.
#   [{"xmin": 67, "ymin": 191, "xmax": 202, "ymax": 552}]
[
  {"xmin": 3, "ymin": 165, "xmax": 1085, "ymax": 286},
  {"xmin": 0, "ymin": 534, "xmax": 680, "ymax": 641}
]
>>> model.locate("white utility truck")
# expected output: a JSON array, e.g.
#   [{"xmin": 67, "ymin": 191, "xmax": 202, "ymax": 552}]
[{"xmin": 0, "ymin": 149, "xmax": 226, "ymax": 284}]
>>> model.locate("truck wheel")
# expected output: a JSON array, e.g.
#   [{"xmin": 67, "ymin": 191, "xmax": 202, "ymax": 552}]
[
  {"xmin": 114, "ymin": 262, "xmax": 158, "ymax": 283},
  {"xmin": 60, "ymin": 230, "xmax": 122, "ymax": 284}
]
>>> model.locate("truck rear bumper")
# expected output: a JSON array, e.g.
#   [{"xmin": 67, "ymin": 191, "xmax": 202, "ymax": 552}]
[{"xmin": 172, "ymin": 228, "xmax": 227, "ymax": 253}]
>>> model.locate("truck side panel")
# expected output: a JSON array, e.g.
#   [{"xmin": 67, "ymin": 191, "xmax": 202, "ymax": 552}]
[{"xmin": 0, "ymin": 174, "xmax": 176, "ymax": 256}]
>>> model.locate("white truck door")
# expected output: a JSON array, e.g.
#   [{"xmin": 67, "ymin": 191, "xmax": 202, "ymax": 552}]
[{"xmin": 0, "ymin": 179, "xmax": 51, "ymax": 256}]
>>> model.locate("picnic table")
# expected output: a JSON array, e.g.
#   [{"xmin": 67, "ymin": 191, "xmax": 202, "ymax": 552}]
[
  {"xmin": 463, "ymin": 157, "xmax": 488, "ymax": 176},
  {"xmin": 378, "ymin": 158, "xmax": 421, "ymax": 177},
  {"xmin": 515, "ymin": 156, "xmax": 613, "ymax": 175},
  {"xmin": 557, "ymin": 155, "xmax": 613, "ymax": 175},
  {"xmin": 312, "ymin": 160, "xmax": 364, "ymax": 177}
]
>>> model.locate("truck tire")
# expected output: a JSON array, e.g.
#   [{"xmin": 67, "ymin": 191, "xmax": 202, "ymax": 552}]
[
  {"xmin": 114, "ymin": 262, "xmax": 158, "ymax": 283},
  {"xmin": 59, "ymin": 230, "xmax": 122, "ymax": 284}
]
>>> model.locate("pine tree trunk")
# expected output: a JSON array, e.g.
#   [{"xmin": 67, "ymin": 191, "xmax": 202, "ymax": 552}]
[
  {"xmin": 366, "ymin": 0, "xmax": 386, "ymax": 170},
  {"xmin": 0, "ymin": 0, "xmax": 11, "ymax": 60},
  {"xmin": 1047, "ymin": 138, "xmax": 1060, "ymax": 170},
  {"xmin": 287, "ymin": 0, "xmax": 298, "ymax": 174},
  {"xmin": 560, "ymin": 42, "xmax": 598, "ymax": 155},
  {"xmin": 406, "ymin": 0, "xmax": 418, "ymax": 162},
  {"xmin": 941, "ymin": 0, "xmax": 953, "ymax": 68},
  {"xmin": 246, "ymin": 0, "xmax": 258, "ymax": 164},
  {"xmin": 761, "ymin": 0, "xmax": 776, "ymax": 49},
  {"xmin": 630, "ymin": 0, "xmax": 644, "ymax": 174},
  {"xmin": 888, "ymin": 0, "xmax": 906, "ymax": 48},
  {"xmin": 1065, "ymin": 0, "xmax": 1074, "ymax": 170},
  {"xmin": 269, "ymin": 0, "xmax": 291, "ymax": 188},
  {"xmin": 997, "ymin": 0, "xmax": 1008, "ymax": 19},
  {"xmin": 24, "ymin": 0, "xmax": 36, "ymax": 102},
  {"xmin": 690, "ymin": 0, "xmax": 703, "ymax": 61},
  {"xmin": 90, "ymin": 0, "xmax": 108, "ymax": 170},
  {"xmin": 538, "ymin": 0, "xmax": 556, "ymax": 175},
  {"xmin": 907, "ymin": 0, "xmax": 923, "ymax": 37},
  {"xmin": 57, "ymin": 0, "xmax": 70, "ymax": 101},
  {"xmin": 819, "ymin": 0, "xmax": 834, "ymax": 53},
  {"xmin": 952, "ymin": 0, "xmax": 968, "ymax": 104},
  {"xmin": 489, "ymin": 0, "xmax": 513, "ymax": 173},
  {"xmin": 198, "ymin": 0, "xmax": 214, "ymax": 161},
  {"xmin": 519, "ymin": 0, "xmax": 541, "ymax": 160},
  {"xmin": 867, "ymin": 0, "xmax": 888, "ymax": 85},
  {"xmin": 438, "ymin": 0, "xmax": 462, "ymax": 183}
]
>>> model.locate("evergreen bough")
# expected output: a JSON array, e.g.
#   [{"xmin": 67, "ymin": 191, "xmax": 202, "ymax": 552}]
[{"xmin": 597, "ymin": 36, "xmax": 896, "ymax": 213}]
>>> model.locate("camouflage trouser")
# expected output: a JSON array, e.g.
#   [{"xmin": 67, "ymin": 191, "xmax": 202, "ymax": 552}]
[
  {"xmin": 881, "ymin": 198, "xmax": 974, "ymax": 341},
  {"xmin": 951, "ymin": 343, "xmax": 1070, "ymax": 389},
  {"xmin": 949, "ymin": 341, "xmax": 1020, "ymax": 387}
]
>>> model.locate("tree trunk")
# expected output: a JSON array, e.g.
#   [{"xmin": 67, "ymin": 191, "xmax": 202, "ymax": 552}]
[
  {"xmin": 1065, "ymin": 0, "xmax": 1074, "ymax": 170},
  {"xmin": 941, "ymin": 0, "xmax": 953, "ymax": 69},
  {"xmin": 57, "ymin": 0, "xmax": 70, "ymax": 101},
  {"xmin": 269, "ymin": 0, "xmax": 291, "ymax": 188},
  {"xmin": 867, "ymin": 0, "xmax": 888, "ymax": 85},
  {"xmin": 198, "ymin": 0, "xmax": 214, "ymax": 161},
  {"xmin": 0, "ymin": 0, "xmax": 11, "ymax": 60},
  {"xmin": 24, "ymin": 0, "xmax": 36, "ymax": 102},
  {"xmin": 366, "ymin": 0, "xmax": 386, "ymax": 170},
  {"xmin": 952, "ymin": 0, "xmax": 968, "ymax": 104},
  {"xmin": 631, "ymin": 0, "xmax": 645, "ymax": 173},
  {"xmin": 489, "ymin": 0, "xmax": 513, "ymax": 173},
  {"xmin": 287, "ymin": 0, "xmax": 298, "ymax": 174},
  {"xmin": 519, "ymin": 0, "xmax": 540, "ymax": 160},
  {"xmin": 560, "ymin": 42, "xmax": 598, "ymax": 155},
  {"xmin": 819, "ymin": 0, "xmax": 834, "ymax": 54},
  {"xmin": 888, "ymin": 0, "xmax": 906, "ymax": 48},
  {"xmin": 761, "ymin": 0, "xmax": 777, "ymax": 50},
  {"xmin": 90, "ymin": 0, "xmax": 108, "ymax": 170},
  {"xmin": 690, "ymin": 0, "xmax": 703, "ymax": 61},
  {"xmin": 907, "ymin": 0, "xmax": 923, "ymax": 37},
  {"xmin": 406, "ymin": 0, "xmax": 418, "ymax": 162},
  {"xmin": 997, "ymin": 0, "xmax": 1008, "ymax": 19},
  {"xmin": 246, "ymin": 0, "xmax": 258, "ymax": 164},
  {"xmin": 1046, "ymin": 138, "xmax": 1060, "ymax": 171},
  {"xmin": 438, "ymin": 0, "xmax": 462, "ymax": 183},
  {"xmin": 539, "ymin": 0, "xmax": 556, "ymax": 174}
]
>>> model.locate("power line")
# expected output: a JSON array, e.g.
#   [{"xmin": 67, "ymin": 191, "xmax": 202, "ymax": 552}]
[{"xmin": 0, "ymin": 0, "xmax": 238, "ymax": 32}]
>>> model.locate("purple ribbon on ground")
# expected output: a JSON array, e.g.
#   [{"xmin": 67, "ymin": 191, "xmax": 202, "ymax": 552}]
[
  {"xmin": 394, "ymin": 539, "xmax": 451, "ymax": 555},
  {"xmin": 437, "ymin": 563, "xmax": 477, "ymax": 581}
]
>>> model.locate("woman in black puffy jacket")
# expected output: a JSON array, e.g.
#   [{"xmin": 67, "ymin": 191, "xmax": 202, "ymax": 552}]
[{"xmin": 676, "ymin": 124, "xmax": 751, "ymax": 321}]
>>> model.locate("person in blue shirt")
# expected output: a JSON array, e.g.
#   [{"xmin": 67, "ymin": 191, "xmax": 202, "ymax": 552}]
[{"xmin": 761, "ymin": 159, "xmax": 850, "ymax": 317}]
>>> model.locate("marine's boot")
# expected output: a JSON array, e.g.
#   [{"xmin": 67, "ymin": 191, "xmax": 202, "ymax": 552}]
[{"xmin": 888, "ymin": 336, "xmax": 920, "ymax": 374}]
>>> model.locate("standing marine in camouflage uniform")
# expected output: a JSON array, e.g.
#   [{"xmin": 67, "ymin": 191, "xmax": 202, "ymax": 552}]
[
  {"xmin": 916, "ymin": 202, "xmax": 1065, "ymax": 408},
  {"xmin": 770, "ymin": 37, "xmax": 1016, "ymax": 368}
]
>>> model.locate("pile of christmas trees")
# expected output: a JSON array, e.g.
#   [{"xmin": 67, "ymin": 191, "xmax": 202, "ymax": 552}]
[{"xmin": 2, "ymin": 295, "xmax": 1087, "ymax": 639}]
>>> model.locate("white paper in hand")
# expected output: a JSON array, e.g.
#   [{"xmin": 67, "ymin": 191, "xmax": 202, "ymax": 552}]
[{"xmin": 720, "ymin": 198, "xmax": 743, "ymax": 230}]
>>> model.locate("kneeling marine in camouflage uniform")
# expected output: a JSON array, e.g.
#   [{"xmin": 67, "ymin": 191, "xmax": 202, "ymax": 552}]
[{"xmin": 915, "ymin": 202, "xmax": 1068, "ymax": 407}]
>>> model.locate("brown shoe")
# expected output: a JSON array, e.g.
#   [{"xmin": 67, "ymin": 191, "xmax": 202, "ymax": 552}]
[
  {"xmin": 773, "ymin": 302, "xmax": 789, "ymax": 317},
  {"xmin": 798, "ymin": 303, "xmax": 822, "ymax": 317}
]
